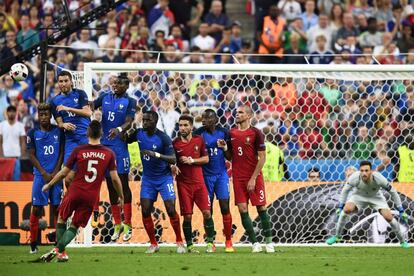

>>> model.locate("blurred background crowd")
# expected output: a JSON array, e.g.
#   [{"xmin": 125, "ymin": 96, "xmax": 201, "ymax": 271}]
[{"xmin": 1, "ymin": 0, "xmax": 414, "ymax": 181}]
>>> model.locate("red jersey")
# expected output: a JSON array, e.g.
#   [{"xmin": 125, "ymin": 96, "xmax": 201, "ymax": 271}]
[
  {"xmin": 173, "ymin": 135, "xmax": 207, "ymax": 185},
  {"xmin": 229, "ymin": 127, "xmax": 266, "ymax": 180},
  {"xmin": 65, "ymin": 144, "xmax": 116, "ymax": 199}
]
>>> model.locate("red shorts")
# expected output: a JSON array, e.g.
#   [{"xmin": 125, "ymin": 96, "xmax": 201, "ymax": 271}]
[
  {"xmin": 177, "ymin": 182, "xmax": 210, "ymax": 215},
  {"xmin": 59, "ymin": 190, "xmax": 96, "ymax": 228},
  {"xmin": 233, "ymin": 174, "xmax": 266, "ymax": 206}
]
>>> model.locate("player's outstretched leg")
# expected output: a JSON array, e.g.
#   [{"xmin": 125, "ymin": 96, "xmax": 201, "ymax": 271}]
[
  {"xmin": 91, "ymin": 199, "xmax": 100, "ymax": 228},
  {"xmin": 40, "ymin": 217, "xmax": 72, "ymax": 263},
  {"xmin": 164, "ymin": 199, "xmax": 185, "ymax": 253},
  {"xmin": 202, "ymin": 210, "xmax": 216, "ymax": 253},
  {"xmin": 29, "ymin": 206, "xmax": 42, "ymax": 254},
  {"xmin": 219, "ymin": 199, "xmax": 234, "ymax": 253},
  {"xmin": 257, "ymin": 206, "xmax": 274, "ymax": 253},
  {"xmin": 238, "ymin": 204, "xmax": 260, "ymax": 252},
  {"xmin": 380, "ymin": 209, "xmax": 410, "ymax": 249},
  {"xmin": 327, "ymin": 203, "xmax": 355, "ymax": 245}
]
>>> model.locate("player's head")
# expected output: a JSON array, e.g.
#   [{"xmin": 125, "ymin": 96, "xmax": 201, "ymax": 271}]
[
  {"xmin": 57, "ymin": 70, "xmax": 73, "ymax": 94},
  {"xmin": 178, "ymin": 114, "xmax": 194, "ymax": 138},
  {"xmin": 114, "ymin": 73, "xmax": 129, "ymax": 95},
  {"xmin": 6, "ymin": 105, "xmax": 17, "ymax": 121},
  {"xmin": 142, "ymin": 110, "xmax": 158, "ymax": 131},
  {"xmin": 201, "ymin": 109, "xmax": 218, "ymax": 129},
  {"xmin": 87, "ymin": 120, "xmax": 102, "ymax": 140},
  {"xmin": 37, "ymin": 103, "xmax": 52, "ymax": 127},
  {"xmin": 307, "ymin": 167, "xmax": 321, "ymax": 182},
  {"xmin": 236, "ymin": 105, "xmax": 253, "ymax": 124},
  {"xmin": 359, "ymin": 161, "xmax": 372, "ymax": 182}
]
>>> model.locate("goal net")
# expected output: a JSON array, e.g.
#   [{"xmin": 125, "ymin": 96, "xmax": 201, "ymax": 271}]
[{"xmin": 61, "ymin": 63, "xmax": 414, "ymax": 246}]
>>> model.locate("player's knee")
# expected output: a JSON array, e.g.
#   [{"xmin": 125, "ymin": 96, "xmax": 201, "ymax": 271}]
[
  {"xmin": 237, "ymin": 204, "xmax": 248, "ymax": 213},
  {"xmin": 141, "ymin": 208, "xmax": 152, "ymax": 218},
  {"xmin": 166, "ymin": 207, "xmax": 176, "ymax": 218},
  {"xmin": 32, "ymin": 206, "xmax": 43, "ymax": 217},
  {"xmin": 202, "ymin": 210, "xmax": 211, "ymax": 220},
  {"xmin": 219, "ymin": 202, "xmax": 230, "ymax": 215},
  {"xmin": 381, "ymin": 210, "xmax": 393, "ymax": 222},
  {"xmin": 343, "ymin": 204, "xmax": 356, "ymax": 214},
  {"xmin": 183, "ymin": 215, "xmax": 192, "ymax": 222}
]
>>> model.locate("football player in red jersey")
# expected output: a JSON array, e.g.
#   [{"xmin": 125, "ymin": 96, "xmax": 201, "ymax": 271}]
[
  {"xmin": 39, "ymin": 120, "xmax": 124, "ymax": 262},
  {"xmin": 172, "ymin": 115, "xmax": 216, "ymax": 253},
  {"xmin": 225, "ymin": 105, "xmax": 275, "ymax": 253}
]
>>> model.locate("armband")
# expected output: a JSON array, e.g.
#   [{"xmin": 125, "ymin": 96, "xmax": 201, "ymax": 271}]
[{"xmin": 155, "ymin": 152, "xmax": 161, "ymax": 158}]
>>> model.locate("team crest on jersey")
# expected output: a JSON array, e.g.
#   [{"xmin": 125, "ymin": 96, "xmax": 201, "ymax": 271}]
[
  {"xmin": 119, "ymin": 104, "xmax": 124, "ymax": 110},
  {"xmin": 152, "ymin": 144, "xmax": 157, "ymax": 150},
  {"xmin": 194, "ymin": 145, "xmax": 199, "ymax": 152},
  {"xmin": 74, "ymin": 98, "xmax": 79, "ymax": 103},
  {"xmin": 54, "ymin": 135, "xmax": 59, "ymax": 142},
  {"xmin": 245, "ymin": 136, "xmax": 251, "ymax": 144}
]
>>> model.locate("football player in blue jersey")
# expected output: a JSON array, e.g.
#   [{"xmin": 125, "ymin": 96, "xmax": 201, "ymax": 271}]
[
  {"xmin": 194, "ymin": 109, "xmax": 234, "ymax": 252},
  {"xmin": 27, "ymin": 103, "xmax": 64, "ymax": 254},
  {"xmin": 93, "ymin": 73, "xmax": 137, "ymax": 242},
  {"xmin": 50, "ymin": 70, "xmax": 92, "ymax": 163},
  {"xmin": 127, "ymin": 111, "xmax": 185, "ymax": 254}
]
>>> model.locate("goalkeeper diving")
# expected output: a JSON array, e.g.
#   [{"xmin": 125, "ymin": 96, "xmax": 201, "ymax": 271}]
[{"xmin": 326, "ymin": 161, "xmax": 410, "ymax": 248}]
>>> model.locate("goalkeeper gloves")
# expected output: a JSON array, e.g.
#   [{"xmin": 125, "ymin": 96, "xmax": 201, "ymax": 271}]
[
  {"xmin": 398, "ymin": 207, "xmax": 408, "ymax": 224},
  {"xmin": 336, "ymin": 203, "xmax": 345, "ymax": 216}
]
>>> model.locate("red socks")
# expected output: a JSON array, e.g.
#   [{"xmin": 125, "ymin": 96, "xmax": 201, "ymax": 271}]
[
  {"xmin": 142, "ymin": 217, "xmax": 157, "ymax": 245},
  {"xmin": 29, "ymin": 213, "xmax": 40, "ymax": 243},
  {"xmin": 223, "ymin": 213, "xmax": 232, "ymax": 241},
  {"xmin": 123, "ymin": 203, "xmax": 132, "ymax": 225},
  {"xmin": 111, "ymin": 204, "xmax": 121, "ymax": 225},
  {"xmin": 169, "ymin": 213, "xmax": 183, "ymax": 243}
]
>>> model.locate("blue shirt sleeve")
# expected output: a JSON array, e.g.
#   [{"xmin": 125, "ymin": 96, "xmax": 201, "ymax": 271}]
[
  {"xmin": 126, "ymin": 97, "xmax": 137, "ymax": 119},
  {"xmin": 77, "ymin": 89, "xmax": 89, "ymax": 107},
  {"xmin": 49, "ymin": 97, "xmax": 60, "ymax": 119},
  {"xmin": 26, "ymin": 129, "xmax": 36, "ymax": 150},
  {"xmin": 193, "ymin": 127, "xmax": 204, "ymax": 136},
  {"xmin": 160, "ymin": 131, "xmax": 174, "ymax": 155},
  {"xmin": 93, "ymin": 92, "xmax": 105, "ymax": 109}
]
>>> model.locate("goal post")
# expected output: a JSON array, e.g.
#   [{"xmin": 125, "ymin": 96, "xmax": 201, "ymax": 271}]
[{"xmin": 72, "ymin": 62, "xmax": 414, "ymax": 247}]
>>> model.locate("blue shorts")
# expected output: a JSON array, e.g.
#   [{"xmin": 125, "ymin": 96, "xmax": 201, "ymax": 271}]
[
  {"xmin": 64, "ymin": 137, "xmax": 88, "ymax": 164},
  {"xmin": 32, "ymin": 175, "xmax": 63, "ymax": 206},
  {"xmin": 106, "ymin": 143, "xmax": 130, "ymax": 174},
  {"xmin": 141, "ymin": 175, "xmax": 175, "ymax": 201},
  {"xmin": 204, "ymin": 172, "xmax": 230, "ymax": 201}
]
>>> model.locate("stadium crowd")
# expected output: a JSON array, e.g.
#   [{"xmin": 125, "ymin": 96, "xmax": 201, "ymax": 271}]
[{"xmin": 1, "ymin": 0, "xmax": 414, "ymax": 181}]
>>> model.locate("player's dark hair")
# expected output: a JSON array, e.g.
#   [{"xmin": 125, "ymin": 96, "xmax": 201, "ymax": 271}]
[
  {"xmin": 6, "ymin": 105, "xmax": 16, "ymax": 112},
  {"xmin": 118, "ymin": 73, "xmax": 130, "ymax": 86},
  {"xmin": 57, "ymin": 70, "xmax": 73, "ymax": 81},
  {"xmin": 87, "ymin": 120, "xmax": 102, "ymax": 139},
  {"xmin": 204, "ymin": 108, "xmax": 217, "ymax": 117},
  {"xmin": 37, "ymin": 103, "xmax": 51, "ymax": 113},
  {"xmin": 179, "ymin": 114, "xmax": 194, "ymax": 125},
  {"xmin": 360, "ymin": 160, "xmax": 372, "ymax": 169},
  {"xmin": 143, "ymin": 110, "xmax": 159, "ymax": 123}
]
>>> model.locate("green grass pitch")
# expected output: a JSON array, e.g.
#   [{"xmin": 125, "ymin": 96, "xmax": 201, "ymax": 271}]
[{"xmin": 1, "ymin": 246, "xmax": 413, "ymax": 276}]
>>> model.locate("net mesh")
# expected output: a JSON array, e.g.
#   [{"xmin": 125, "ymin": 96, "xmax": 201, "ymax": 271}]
[{"xmin": 60, "ymin": 65, "xmax": 414, "ymax": 245}]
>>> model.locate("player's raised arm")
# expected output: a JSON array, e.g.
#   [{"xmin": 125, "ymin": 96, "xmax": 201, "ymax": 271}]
[{"xmin": 56, "ymin": 90, "xmax": 92, "ymax": 118}]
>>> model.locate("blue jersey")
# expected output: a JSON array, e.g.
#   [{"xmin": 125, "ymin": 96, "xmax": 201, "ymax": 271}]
[
  {"xmin": 50, "ymin": 89, "xmax": 90, "ymax": 141},
  {"xmin": 194, "ymin": 126, "xmax": 229, "ymax": 176},
  {"xmin": 131, "ymin": 128, "xmax": 174, "ymax": 178},
  {"xmin": 27, "ymin": 125, "xmax": 64, "ymax": 176},
  {"xmin": 93, "ymin": 92, "xmax": 137, "ymax": 146}
]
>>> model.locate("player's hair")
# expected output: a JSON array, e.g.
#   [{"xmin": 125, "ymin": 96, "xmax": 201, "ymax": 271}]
[
  {"xmin": 87, "ymin": 120, "xmax": 102, "ymax": 139},
  {"xmin": 117, "ymin": 73, "xmax": 130, "ymax": 85},
  {"xmin": 360, "ymin": 160, "xmax": 372, "ymax": 169},
  {"xmin": 6, "ymin": 105, "xmax": 16, "ymax": 112},
  {"xmin": 179, "ymin": 114, "xmax": 194, "ymax": 125},
  {"xmin": 143, "ymin": 110, "xmax": 159, "ymax": 123},
  {"xmin": 239, "ymin": 104, "xmax": 253, "ymax": 115},
  {"xmin": 37, "ymin": 103, "xmax": 51, "ymax": 113},
  {"xmin": 57, "ymin": 70, "xmax": 73, "ymax": 81},
  {"xmin": 204, "ymin": 108, "xmax": 217, "ymax": 117}
]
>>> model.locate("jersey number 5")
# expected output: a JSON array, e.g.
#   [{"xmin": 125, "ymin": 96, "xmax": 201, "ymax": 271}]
[{"xmin": 85, "ymin": 160, "xmax": 98, "ymax": 183}]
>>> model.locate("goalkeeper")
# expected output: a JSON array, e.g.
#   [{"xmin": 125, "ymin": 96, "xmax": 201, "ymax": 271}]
[{"xmin": 326, "ymin": 161, "xmax": 410, "ymax": 248}]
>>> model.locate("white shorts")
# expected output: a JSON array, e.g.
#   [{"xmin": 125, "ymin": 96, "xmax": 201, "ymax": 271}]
[{"xmin": 348, "ymin": 193, "xmax": 389, "ymax": 211}]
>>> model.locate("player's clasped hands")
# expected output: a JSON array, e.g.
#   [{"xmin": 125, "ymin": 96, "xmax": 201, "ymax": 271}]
[
  {"xmin": 170, "ymin": 164, "xmax": 181, "ymax": 176},
  {"xmin": 180, "ymin": 156, "xmax": 194, "ymax": 164},
  {"xmin": 217, "ymin": 139, "xmax": 227, "ymax": 148},
  {"xmin": 141, "ymin": 149, "xmax": 155, "ymax": 157},
  {"xmin": 42, "ymin": 182, "xmax": 51, "ymax": 192},
  {"xmin": 108, "ymin": 128, "xmax": 120, "ymax": 140},
  {"xmin": 56, "ymin": 105, "xmax": 69, "ymax": 112}
]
